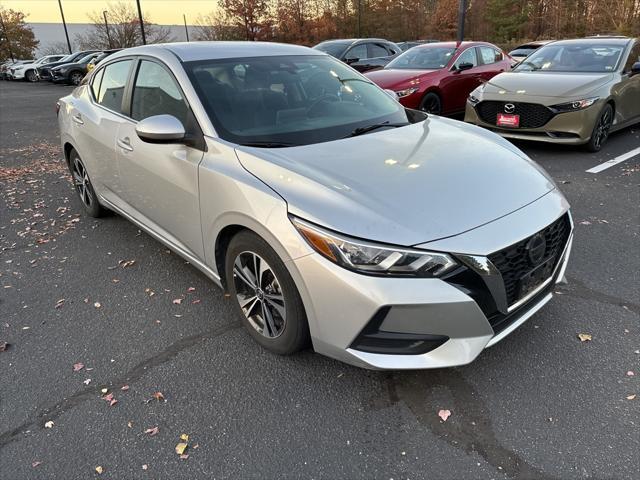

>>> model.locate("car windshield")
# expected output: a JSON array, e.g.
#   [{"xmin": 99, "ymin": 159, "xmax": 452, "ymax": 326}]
[
  {"xmin": 386, "ymin": 47, "xmax": 456, "ymax": 70},
  {"xmin": 57, "ymin": 54, "xmax": 74, "ymax": 63},
  {"xmin": 77, "ymin": 53, "xmax": 97, "ymax": 64},
  {"xmin": 313, "ymin": 42, "xmax": 351, "ymax": 58},
  {"xmin": 514, "ymin": 43, "xmax": 625, "ymax": 72},
  {"xmin": 185, "ymin": 55, "xmax": 415, "ymax": 147}
]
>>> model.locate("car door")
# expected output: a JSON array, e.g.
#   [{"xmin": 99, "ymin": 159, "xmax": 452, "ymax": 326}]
[
  {"xmin": 69, "ymin": 59, "xmax": 133, "ymax": 201},
  {"xmin": 477, "ymin": 46, "xmax": 508, "ymax": 82},
  {"xmin": 613, "ymin": 42, "xmax": 640, "ymax": 123},
  {"xmin": 440, "ymin": 47, "xmax": 482, "ymax": 114},
  {"xmin": 116, "ymin": 58, "xmax": 206, "ymax": 260}
]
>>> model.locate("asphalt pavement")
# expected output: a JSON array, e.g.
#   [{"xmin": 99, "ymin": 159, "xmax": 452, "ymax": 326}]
[{"xmin": 0, "ymin": 80, "xmax": 638, "ymax": 480}]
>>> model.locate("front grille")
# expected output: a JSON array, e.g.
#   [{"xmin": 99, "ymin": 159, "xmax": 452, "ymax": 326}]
[
  {"xmin": 488, "ymin": 214, "xmax": 571, "ymax": 306},
  {"xmin": 476, "ymin": 101, "xmax": 554, "ymax": 128}
]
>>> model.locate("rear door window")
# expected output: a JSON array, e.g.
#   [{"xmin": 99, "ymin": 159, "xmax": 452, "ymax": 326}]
[
  {"xmin": 455, "ymin": 48, "xmax": 478, "ymax": 68},
  {"xmin": 96, "ymin": 60, "xmax": 132, "ymax": 113},
  {"xmin": 345, "ymin": 44, "xmax": 368, "ymax": 61},
  {"xmin": 479, "ymin": 46, "xmax": 501, "ymax": 65},
  {"xmin": 369, "ymin": 43, "xmax": 390, "ymax": 58}
]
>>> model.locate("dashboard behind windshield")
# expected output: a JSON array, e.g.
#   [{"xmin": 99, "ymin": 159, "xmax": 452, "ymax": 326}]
[
  {"xmin": 185, "ymin": 55, "xmax": 415, "ymax": 147},
  {"xmin": 386, "ymin": 47, "xmax": 456, "ymax": 70},
  {"xmin": 514, "ymin": 43, "xmax": 625, "ymax": 73}
]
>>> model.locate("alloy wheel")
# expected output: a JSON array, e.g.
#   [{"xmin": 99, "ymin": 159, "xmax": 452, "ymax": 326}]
[
  {"xmin": 232, "ymin": 251, "xmax": 286, "ymax": 338},
  {"xmin": 71, "ymin": 72, "xmax": 83, "ymax": 85},
  {"xmin": 72, "ymin": 157, "xmax": 94, "ymax": 208},
  {"xmin": 26, "ymin": 70, "xmax": 38, "ymax": 82},
  {"xmin": 421, "ymin": 95, "xmax": 441, "ymax": 115},
  {"xmin": 593, "ymin": 108, "xmax": 612, "ymax": 150}
]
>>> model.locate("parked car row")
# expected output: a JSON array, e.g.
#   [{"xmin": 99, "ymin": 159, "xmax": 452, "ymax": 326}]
[
  {"xmin": 1, "ymin": 49, "xmax": 121, "ymax": 85},
  {"xmin": 315, "ymin": 36, "xmax": 638, "ymax": 151}
]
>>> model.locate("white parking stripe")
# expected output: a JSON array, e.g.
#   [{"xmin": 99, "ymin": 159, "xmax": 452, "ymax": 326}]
[{"xmin": 586, "ymin": 147, "xmax": 640, "ymax": 173}]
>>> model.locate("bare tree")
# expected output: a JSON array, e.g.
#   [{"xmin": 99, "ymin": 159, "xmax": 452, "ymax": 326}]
[
  {"xmin": 194, "ymin": 12, "xmax": 244, "ymax": 40},
  {"xmin": 40, "ymin": 40, "xmax": 73, "ymax": 56},
  {"xmin": 74, "ymin": 1, "xmax": 174, "ymax": 50}
]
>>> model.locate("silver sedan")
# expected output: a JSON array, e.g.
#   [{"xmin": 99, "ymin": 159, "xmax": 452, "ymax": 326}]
[{"xmin": 57, "ymin": 42, "xmax": 573, "ymax": 369}]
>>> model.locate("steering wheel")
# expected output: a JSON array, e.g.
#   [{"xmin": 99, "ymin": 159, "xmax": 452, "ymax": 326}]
[{"xmin": 306, "ymin": 94, "xmax": 340, "ymax": 116}]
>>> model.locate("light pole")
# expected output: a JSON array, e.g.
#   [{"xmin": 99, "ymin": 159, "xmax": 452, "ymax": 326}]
[
  {"xmin": 57, "ymin": 0, "xmax": 72, "ymax": 53},
  {"xmin": 135, "ymin": 0, "xmax": 146, "ymax": 45},
  {"xmin": 457, "ymin": 0, "xmax": 467, "ymax": 43},
  {"xmin": 0, "ymin": 12, "xmax": 15, "ymax": 62},
  {"xmin": 183, "ymin": 14, "xmax": 189, "ymax": 42},
  {"xmin": 103, "ymin": 11, "xmax": 113, "ymax": 49}
]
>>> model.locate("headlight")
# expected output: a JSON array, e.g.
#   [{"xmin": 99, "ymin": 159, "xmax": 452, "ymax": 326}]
[
  {"xmin": 291, "ymin": 217, "xmax": 458, "ymax": 277},
  {"xmin": 468, "ymin": 94, "xmax": 480, "ymax": 105},
  {"xmin": 394, "ymin": 87, "xmax": 419, "ymax": 98},
  {"xmin": 550, "ymin": 97, "xmax": 599, "ymax": 112}
]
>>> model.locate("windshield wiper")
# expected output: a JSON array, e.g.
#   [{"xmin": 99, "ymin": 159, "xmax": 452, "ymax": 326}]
[
  {"xmin": 240, "ymin": 141, "xmax": 297, "ymax": 148},
  {"xmin": 343, "ymin": 121, "xmax": 409, "ymax": 138}
]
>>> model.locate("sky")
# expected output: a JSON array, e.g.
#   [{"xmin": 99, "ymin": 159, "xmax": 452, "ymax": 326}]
[{"xmin": 0, "ymin": 0, "xmax": 218, "ymax": 25}]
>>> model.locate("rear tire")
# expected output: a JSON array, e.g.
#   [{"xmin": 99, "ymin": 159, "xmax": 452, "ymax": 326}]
[
  {"xmin": 68, "ymin": 149, "xmax": 106, "ymax": 218},
  {"xmin": 585, "ymin": 104, "xmax": 613, "ymax": 152},
  {"xmin": 225, "ymin": 230, "xmax": 310, "ymax": 355},
  {"xmin": 420, "ymin": 92, "xmax": 442, "ymax": 115}
]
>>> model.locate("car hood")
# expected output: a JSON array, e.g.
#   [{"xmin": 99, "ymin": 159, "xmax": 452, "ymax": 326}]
[
  {"xmin": 235, "ymin": 117, "xmax": 556, "ymax": 246},
  {"xmin": 481, "ymin": 71, "xmax": 612, "ymax": 98},
  {"xmin": 365, "ymin": 69, "xmax": 438, "ymax": 89}
]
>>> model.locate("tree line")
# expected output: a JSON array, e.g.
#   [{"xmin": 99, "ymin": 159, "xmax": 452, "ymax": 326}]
[{"xmin": 1, "ymin": 0, "xmax": 639, "ymax": 62}]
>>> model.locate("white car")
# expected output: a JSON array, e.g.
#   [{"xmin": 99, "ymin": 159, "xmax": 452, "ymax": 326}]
[{"xmin": 10, "ymin": 55, "xmax": 66, "ymax": 82}]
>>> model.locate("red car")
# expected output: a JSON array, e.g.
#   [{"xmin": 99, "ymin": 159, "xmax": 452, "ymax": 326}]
[{"xmin": 365, "ymin": 41, "xmax": 512, "ymax": 116}]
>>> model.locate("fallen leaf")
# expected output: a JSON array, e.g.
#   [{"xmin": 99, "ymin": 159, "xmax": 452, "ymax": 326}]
[
  {"xmin": 180, "ymin": 433, "xmax": 189, "ymax": 441},
  {"xmin": 175, "ymin": 443, "xmax": 188, "ymax": 455},
  {"xmin": 55, "ymin": 299, "xmax": 65, "ymax": 309},
  {"xmin": 192, "ymin": 299, "xmax": 201, "ymax": 304},
  {"xmin": 32, "ymin": 461, "xmax": 42, "ymax": 468},
  {"xmin": 95, "ymin": 466, "xmax": 103, "ymax": 474},
  {"xmin": 626, "ymin": 394, "xmax": 636, "ymax": 400},
  {"xmin": 103, "ymin": 393, "xmax": 114, "ymax": 402},
  {"xmin": 101, "ymin": 388, "xmax": 108, "ymax": 394},
  {"xmin": 180, "ymin": 454, "xmax": 189, "ymax": 460},
  {"xmin": 119, "ymin": 259, "xmax": 136, "ymax": 268},
  {"xmin": 627, "ymin": 371, "xmax": 635, "ymax": 376},
  {"xmin": 109, "ymin": 399, "xmax": 118, "ymax": 407},
  {"xmin": 579, "ymin": 220, "xmax": 591, "ymax": 225},
  {"xmin": 438, "ymin": 409, "xmax": 451, "ymax": 422},
  {"xmin": 577, "ymin": 333, "xmax": 592, "ymax": 342},
  {"xmin": 172, "ymin": 298, "xmax": 183, "ymax": 305},
  {"xmin": 152, "ymin": 391, "xmax": 165, "ymax": 401},
  {"xmin": 187, "ymin": 287, "xmax": 196, "ymax": 292},
  {"xmin": 44, "ymin": 421, "xmax": 54, "ymax": 428},
  {"xmin": 0, "ymin": 342, "xmax": 9, "ymax": 352},
  {"xmin": 83, "ymin": 378, "xmax": 92, "ymax": 385},
  {"xmin": 127, "ymin": 421, "xmax": 133, "ymax": 428},
  {"xmin": 73, "ymin": 362, "xmax": 85, "ymax": 372},
  {"xmin": 142, "ymin": 464, "xmax": 148, "ymax": 470},
  {"xmin": 145, "ymin": 426, "xmax": 159, "ymax": 436},
  {"xmin": 94, "ymin": 302, "xmax": 102, "ymax": 308},
  {"xmin": 121, "ymin": 385, "xmax": 130, "ymax": 391}
]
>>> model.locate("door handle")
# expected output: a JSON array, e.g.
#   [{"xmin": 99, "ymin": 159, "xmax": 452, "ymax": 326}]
[
  {"xmin": 117, "ymin": 137, "xmax": 134, "ymax": 152},
  {"xmin": 72, "ymin": 114, "xmax": 84, "ymax": 125}
]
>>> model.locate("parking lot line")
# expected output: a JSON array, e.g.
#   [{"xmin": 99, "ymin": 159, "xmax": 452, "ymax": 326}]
[{"xmin": 586, "ymin": 146, "xmax": 640, "ymax": 173}]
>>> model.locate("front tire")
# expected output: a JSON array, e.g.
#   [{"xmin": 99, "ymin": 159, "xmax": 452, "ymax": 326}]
[
  {"xmin": 69, "ymin": 71, "xmax": 84, "ymax": 86},
  {"xmin": 420, "ymin": 92, "xmax": 442, "ymax": 115},
  {"xmin": 68, "ymin": 149, "xmax": 106, "ymax": 217},
  {"xmin": 585, "ymin": 104, "xmax": 613, "ymax": 152},
  {"xmin": 225, "ymin": 231, "xmax": 310, "ymax": 355},
  {"xmin": 25, "ymin": 69, "xmax": 38, "ymax": 82}
]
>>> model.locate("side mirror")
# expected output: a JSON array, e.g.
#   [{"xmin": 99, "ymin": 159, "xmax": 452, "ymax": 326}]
[
  {"xmin": 630, "ymin": 61, "xmax": 640, "ymax": 77},
  {"xmin": 456, "ymin": 62, "xmax": 474, "ymax": 72},
  {"xmin": 135, "ymin": 114, "xmax": 185, "ymax": 144}
]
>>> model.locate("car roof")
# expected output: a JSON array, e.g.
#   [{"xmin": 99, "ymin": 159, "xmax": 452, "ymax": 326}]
[
  {"xmin": 412, "ymin": 41, "xmax": 494, "ymax": 49},
  {"xmin": 113, "ymin": 42, "xmax": 319, "ymax": 62},
  {"xmin": 549, "ymin": 37, "xmax": 632, "ymax": 46}
]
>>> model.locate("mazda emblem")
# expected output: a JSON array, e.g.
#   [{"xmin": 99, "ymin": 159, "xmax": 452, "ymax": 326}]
[
  {"xmin": 526, "ymin": 233, "xmax": 547, "ymax": 266},
  {"xmin": 504, "ymin": 103, "xmax": 516, "ymax": 114}
]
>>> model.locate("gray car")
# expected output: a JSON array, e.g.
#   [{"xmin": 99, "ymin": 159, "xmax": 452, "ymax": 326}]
[{"xmin": 57, "ymin": 42, "xmax": 573, "ymax": 369}]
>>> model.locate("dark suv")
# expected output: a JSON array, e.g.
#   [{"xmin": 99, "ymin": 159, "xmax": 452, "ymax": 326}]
[
  {"xmin": 37, "ymin": 50, "xmax": 101, "ymax": 81},
  {"xmin": 313, "ymin": 38, "xmax": 401, "ymax": 72}
]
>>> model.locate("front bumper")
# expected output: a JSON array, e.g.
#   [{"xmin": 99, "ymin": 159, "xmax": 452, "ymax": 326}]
[
  {"xmin": 465, "ymin": 100, "xmax": 602, "ymax": 145},
  {"xmin": 9, "ymin": 69, "xmax": 25, "ymax": 80},
  {"xmin": 292, "ymin": 193, "xmax": 573, "ymax": 370},
  {"xmin": 51, "ymin": 72, "xmax": 67, "ymax": 83}
]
